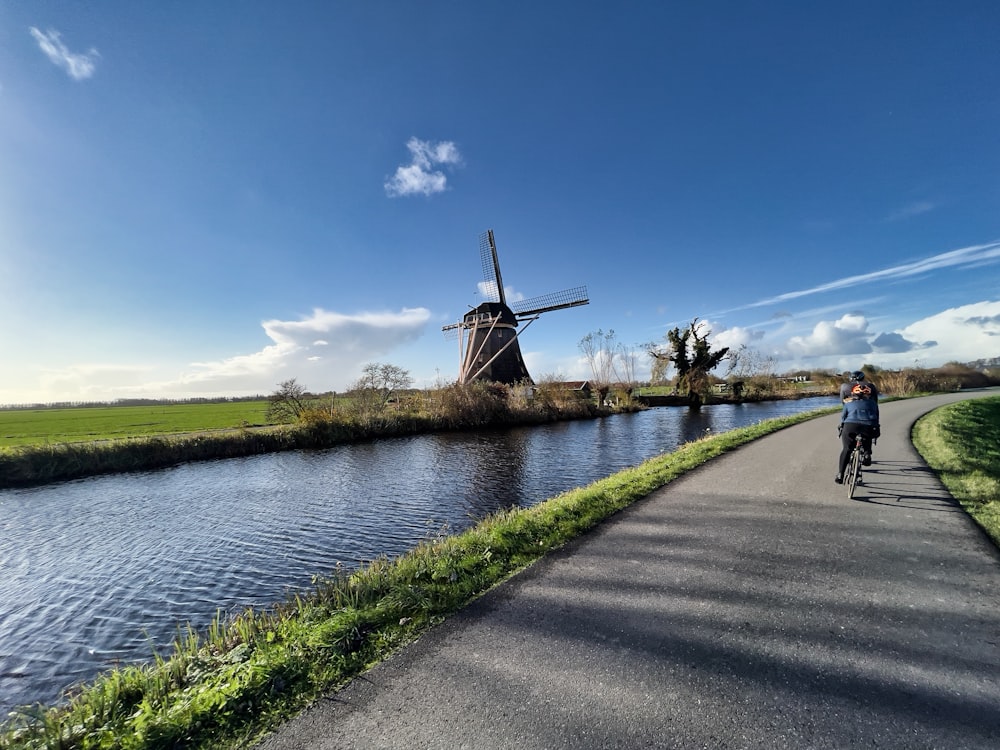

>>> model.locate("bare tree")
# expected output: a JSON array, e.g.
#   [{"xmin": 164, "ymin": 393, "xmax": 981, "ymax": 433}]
[
  {"xmin": 650, "ymin": 350, "xmax": 672, "ymax": 385},
  {"xmin": 579, "ymin": 330, "xmax": 643, "ymax": 405},
  {"xmin": 726, "ymin": 344, "xmax": 777, "ymax": 398},
  {"xmin": 265, "ymin": 378, "xmax": 309, "ymax": 423},
  {"xmin": 578, "ymin": 329, "xmax": 618, "ymax": 404},
  {"xmin": 612, "ymin": 341, "xmax": 641, "ymax": 390},
  {"xmin": 726, "ymin": 344, "xmax": 776, "ymax": 380},
  {"xmin": 350, "ymin": 363, "xmax": 413, "ymax": 416}
]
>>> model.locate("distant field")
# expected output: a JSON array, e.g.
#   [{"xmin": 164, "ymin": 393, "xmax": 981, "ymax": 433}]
[{"xmin": 0, "ymin": 402, "xmax": 273, "ymax": 448}]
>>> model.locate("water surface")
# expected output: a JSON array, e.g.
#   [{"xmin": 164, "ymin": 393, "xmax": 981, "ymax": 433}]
[{"xmin": 0, "ymin": 398, "xmax": 836, "ymax": 714}]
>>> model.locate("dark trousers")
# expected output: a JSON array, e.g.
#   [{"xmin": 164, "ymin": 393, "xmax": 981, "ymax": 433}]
[{"xmin": 839, "ymin": 422, "xmax": 877, "ymax": 475}]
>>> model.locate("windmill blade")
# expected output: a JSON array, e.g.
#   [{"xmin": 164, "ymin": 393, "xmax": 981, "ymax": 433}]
[
  {"xmin": 478, "ymin": 229, "xmax": 504, "ymax": 304},
  {"xmin": 512, "ymin": 286, "xmax": 589, "ymax": 317}
]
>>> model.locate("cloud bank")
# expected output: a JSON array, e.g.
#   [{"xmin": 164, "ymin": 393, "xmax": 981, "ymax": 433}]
[
  {"xmin": 785, "ymin": 313, "xmax": 873, "ymax": 358},
  {"xmin": 26, "ymin": 307, "xmax": 433, "ymax": 403},
  {"xmin": 385, "ymin": 137, "xmax": 462, "ymax": 197},
  {"xmin": 764, "ymin": 300, "xmax": 1000, "ymax": 371},
  {"xmin": 177, "ymin": 307, "xmax": 432, "ymax": 394},
  {"xmin": 29, "ymin": 28, "xmax": 99, "ymax": 80},
  {"xmin": 893, "ymin": 300, "xmax": 1000, "ymax": 363}
]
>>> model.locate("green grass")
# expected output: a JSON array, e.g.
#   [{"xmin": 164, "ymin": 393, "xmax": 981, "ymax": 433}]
[
  {"xmin": 0, "ymin": 407, "xmax": 833, "ymax": 750},
  {"xmin": 0, "ymin": 402, "xmax": 273, "ymax": 448},
  {"xmin": 911, "ymin": 396, "xmax": 1000, "ymax": 546}
]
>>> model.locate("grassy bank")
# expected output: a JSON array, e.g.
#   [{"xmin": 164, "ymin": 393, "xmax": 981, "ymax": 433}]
[
  {"xmin": 911, "ymin": 395, "xmax": 1000, "ymax": 546},
  {"xmin": 0, "ymin": 408, "xmax": 832, "ymax": 750},
  {"xmin": 0, "ymin": 418, "xmax": 387, "ymax": 488},
  {"xmin": 0, "ymin": 390, "xmax": 618, "ymax": 489}
]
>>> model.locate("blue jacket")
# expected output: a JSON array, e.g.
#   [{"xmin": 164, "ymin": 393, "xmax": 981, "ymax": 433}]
[{"xmin": 841, "ymin": 396, "xmax": 879, "ymax": 425}]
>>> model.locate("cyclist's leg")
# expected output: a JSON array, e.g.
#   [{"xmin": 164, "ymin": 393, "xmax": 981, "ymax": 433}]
[
  {"xmin": 861, "ymin": 425, "xmax": 874, "ymax": 465},
  {"xmin": 837, "ymin": 424, "xmax": 856, "ymax": 482}
]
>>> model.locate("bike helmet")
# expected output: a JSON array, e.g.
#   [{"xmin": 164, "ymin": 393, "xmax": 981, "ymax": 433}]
[{"xmin": 850, "ymin": 370, "xmax": 865, "ymax": 381}]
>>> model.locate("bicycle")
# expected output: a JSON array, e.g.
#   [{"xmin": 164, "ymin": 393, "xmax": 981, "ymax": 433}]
[{"xmin": 843, "ymin": 431, "xmax": 865, "ymax": 499}]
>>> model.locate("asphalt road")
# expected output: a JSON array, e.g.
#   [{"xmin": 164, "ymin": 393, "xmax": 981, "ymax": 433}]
[{"xmin": 256, "ymin": 391, "xmax": 1000, "ymax": 750}]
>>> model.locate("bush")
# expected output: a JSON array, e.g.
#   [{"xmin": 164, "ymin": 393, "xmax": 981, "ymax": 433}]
[
  {"xmin": 875, "ymin": 364, "xmax": 998, "ymax": 396},
  {"xmin": 437, "ymin": 381, "xmax": 512, "ymax": 426}
]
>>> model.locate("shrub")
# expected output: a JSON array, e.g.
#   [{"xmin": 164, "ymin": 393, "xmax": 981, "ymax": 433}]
[{"xmin": 437, "ymin": 381, "xmax": 512, "ymax": 427}]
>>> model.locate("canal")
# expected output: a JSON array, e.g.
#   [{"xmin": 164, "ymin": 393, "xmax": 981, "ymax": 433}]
[{"xmin": 0, "ymin": 397, "xmax": 836, "ymax": 714}]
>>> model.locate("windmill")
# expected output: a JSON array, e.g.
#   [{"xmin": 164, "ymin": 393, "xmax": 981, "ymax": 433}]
[{"xmin": 443, "ymin": 229, "xmax": 589, "ymax": 385}]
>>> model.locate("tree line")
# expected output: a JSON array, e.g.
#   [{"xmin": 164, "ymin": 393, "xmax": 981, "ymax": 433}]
[
  {"xmin": 577, "ymin": 318, "xmax": 729, "ymax": 408},
  {"xmin": 268, "ymin": 320, "xmax": 1000, "ymax": 425},
  {"xmin": 576, "ymin": 319, "xmax": 1000, "ymax": 409}
]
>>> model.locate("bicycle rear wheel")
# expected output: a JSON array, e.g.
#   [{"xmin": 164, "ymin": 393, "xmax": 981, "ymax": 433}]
[{"xmin": 847, "ymin": 447, "xmax": 861, "ymax": 499}]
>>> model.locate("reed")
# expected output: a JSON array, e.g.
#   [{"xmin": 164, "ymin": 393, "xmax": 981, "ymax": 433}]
[{"xmin": 0, "ymin": 408, "xmax": 831, "ymax": 750}]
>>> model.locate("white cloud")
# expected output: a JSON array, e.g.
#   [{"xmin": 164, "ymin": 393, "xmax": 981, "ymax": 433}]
[
  {"xmin": 885, "ymin": 200, "xmax": 936, "ymax": 222},
  {"xmin": 7, "ymin": 307, "xmax": 432, "ymax": 403},
  {"xmin": 175, "ymin": 307, "xmax": 433, "ymax": 393},
  {"xmin": 712, "ymin": 324, "xmax": 764, "ymax": 352},
  {"xmin": 893, "ymin": 300, "xmax": 1000, "ymax": 364},
  {"xmin": 768, "ymin": 300, "xmax": 1000, "ymax": 373},
  {"xmin": 476, "ymin": 281, "xmax": 525, "ymax": 303},
  {"xmin": 385, "ymin": 137, "xmax": 462, "ymax": 197},
  {"xmin": 784, "ymin": 313, "xmax": 872, "ymax": 358},
  {"xmin": 29, "ymin": 28, "xmax": 99, "ymax": 80},
  {"xmin": 723, "ymin": 240, "xmax": 1000, "ymax": 313}
]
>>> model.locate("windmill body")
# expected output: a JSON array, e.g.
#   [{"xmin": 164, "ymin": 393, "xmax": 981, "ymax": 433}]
[
  {"xmin": 457, "ymin": 301, "xmax": 531, "ymax": 384},
  {"xmin": 443, "ymin": 230, "xmax": 589, "ymax": 385}
]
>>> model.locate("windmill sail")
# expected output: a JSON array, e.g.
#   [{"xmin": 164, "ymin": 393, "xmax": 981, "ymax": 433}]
[
  {"xmin": 444, "ymin": 229, "xmax": 589, "ymax": 385},
  {"xmin": 479, "ymin": 230, "xmax": 504, "ymax": 305},
  {"xmin": 511, "ymin": 286, "xmax": 589, "ymax": 318}
]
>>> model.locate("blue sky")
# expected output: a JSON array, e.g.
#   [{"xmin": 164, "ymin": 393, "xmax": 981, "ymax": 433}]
[{"xmin": 1, "ymin": 2, "xmax": 998, "ymax": 404}]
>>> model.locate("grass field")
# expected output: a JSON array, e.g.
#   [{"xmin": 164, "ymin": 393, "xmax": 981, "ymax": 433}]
[
  {"xmin": 0, "ymin": 401, "xmax": 274, "ymax": 448},
  {"xmin": 912, "ymin": 395, "xmax": 1000, "ymax": 546}
]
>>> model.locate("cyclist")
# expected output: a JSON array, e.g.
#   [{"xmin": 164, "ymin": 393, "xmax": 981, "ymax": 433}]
[{"xmin": 836, "ymin": 376, "xmax": 880, "ymax": 484}]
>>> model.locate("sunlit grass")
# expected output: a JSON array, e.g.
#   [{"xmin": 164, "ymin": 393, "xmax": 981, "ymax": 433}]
[
  {"xmin": 0, "ymin": 407, "xmax": 832, "ymax": 750},
  {"xmin": 912, "ymin": 396, "xmax": 1000, "ymax": 546},
  {"xmin": 0, "ymin": 402, "xmax": 273, "ymax": 448}
]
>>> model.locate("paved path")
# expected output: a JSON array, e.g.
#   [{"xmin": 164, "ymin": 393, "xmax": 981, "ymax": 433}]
[{"xmin": 257, "ymin": 392, "xmax": 1000, "ymax": 749}]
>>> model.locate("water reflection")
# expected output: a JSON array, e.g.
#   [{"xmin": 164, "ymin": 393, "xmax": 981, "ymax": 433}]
[
  {"xmin": 0, "ymin": 397, "xmax": 835, "ymax": 713},
  {"xmin": 427, "ymin": 429, "xmax": 531, "ymax": 519}
]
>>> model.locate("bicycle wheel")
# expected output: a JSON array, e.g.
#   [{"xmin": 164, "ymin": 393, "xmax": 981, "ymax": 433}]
[
  {"xmin": 847, "ymin": 446, "xmax": 861, "ymax": 499},
  {"xmin": 842, "ymin": 452, "xmax": 854, "ymax": 497}
]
